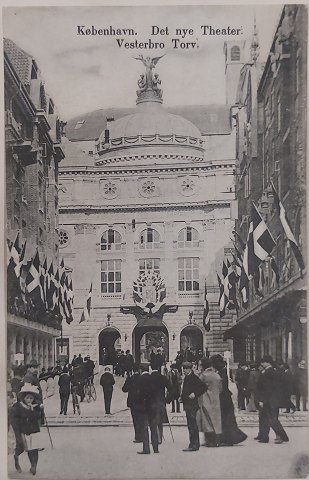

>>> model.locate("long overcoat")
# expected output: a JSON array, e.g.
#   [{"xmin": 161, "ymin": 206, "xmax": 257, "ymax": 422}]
[{"xmin": 196, "ymin": 369, "xmax": 222, "ymax": 434}]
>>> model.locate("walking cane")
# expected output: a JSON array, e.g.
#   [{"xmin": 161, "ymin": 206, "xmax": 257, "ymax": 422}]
[
  {"xmin": 43, "ymin": 411, "xmax": 54, "ymax": 449},
  {"xmin": 167, "ymin": 417, "xmax": 175, "ymax": 443}
]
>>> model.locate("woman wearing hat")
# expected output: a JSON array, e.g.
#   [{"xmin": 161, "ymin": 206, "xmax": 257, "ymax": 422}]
[{"xmin": 10, "ymin": 383, "xmax": 43, "ymax": 475}]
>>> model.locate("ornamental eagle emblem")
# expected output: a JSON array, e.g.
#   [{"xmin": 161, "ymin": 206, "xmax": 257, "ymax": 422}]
[{"xmin": 133, "ymin": 271, "xmax": 166, "ymax": 316}]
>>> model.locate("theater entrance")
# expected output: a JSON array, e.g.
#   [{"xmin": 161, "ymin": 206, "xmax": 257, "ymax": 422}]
[
  {"xmin": 132, "ymin": 323, "xmax": 169, "ymax": 364},
  {"xmin": 98, "ymin": 327, "xmax": 121, "ymax": 365}
]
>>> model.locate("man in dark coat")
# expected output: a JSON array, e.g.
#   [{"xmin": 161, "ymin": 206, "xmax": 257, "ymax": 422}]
[
  {"xmin": 75, "ymin": 354, "xmax": 83, "ymax": 365},
  {"xmin": 175, "ymin": 351, "xmax": 184, "ymax": 374},
  {"xmin": 167, "ymin": 363, "xmax": 182, "ymax": 412},
  {"xmin": 100, "ymin": 367, "xmax": 115, "ymax": 414},
  {"xmin": 11, "ymin": 365, "xmax": 25, "ymax": 398},
  {"xmin": 181, "ymin": 361, "xmax": 207, "ymax": 451},
  {"xmin": 118, "ymin": 351, "xmax": 126, "ymax": 377},
  {"xmin": 256, "ymin": 356, "xmax": 289, "ymax": 444},
  {"xmin": 150, "ymin": 369, "xmax": 172, "ymax": 443},
  {"xmin": 58, "ymin": 366, "xmax": 71, "ymax": 415},
  {"xmin": 150, "ymin": 349, "xmax": 164, "ymax": 373},
  {"xmin": 122, "ymin": 365, "xmax": 143, "ymax": 442},
  {"xmin": 134, "ymin": 365, "xmax": 159, "ymax": 454},
  {"xmin": 235, "ymin": 362, "xmax": 250, "ymax": 410},
  {"xmin": 280, "ymin": 363, "xmax": 296, "ymax": 413},
  {"xmin": 124, "ymin": 350, "xmax": 134, "ymax": 377}
]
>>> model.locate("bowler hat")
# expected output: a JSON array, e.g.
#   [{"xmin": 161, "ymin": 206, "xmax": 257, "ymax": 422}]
[{"xmin": 27, "ymin": 359, "xmax": 40, "ymax": 368}]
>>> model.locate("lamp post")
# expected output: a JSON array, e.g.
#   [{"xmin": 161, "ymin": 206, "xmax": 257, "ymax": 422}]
[
  {"xmin": 106, "ymin": 313, "xmax": 112, "ymax": 327},
  {"xmin": 188, "ymin": 310, "xmax": 194, "ymax": 325}
]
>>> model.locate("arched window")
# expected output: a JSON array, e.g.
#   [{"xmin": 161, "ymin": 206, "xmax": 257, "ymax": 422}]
[
  {"xmin": 177, "ymin": 227, "xmax": 199, "ymax": 248},
  {"xmin": 139, "ymin": 228, "xmax": 160, "ymax": 249},
  {"xmin": 101, "ymin": 229, "xmax": 122, "ymax": 251},
  {"xmin": 231, "ymin": 46, "xmax": 240, "ymax": 61}
]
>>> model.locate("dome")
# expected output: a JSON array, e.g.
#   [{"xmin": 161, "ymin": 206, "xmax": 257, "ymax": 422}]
[{"xmin": 107, "ymin": 102, "xmax": 201, "ymax": 139}]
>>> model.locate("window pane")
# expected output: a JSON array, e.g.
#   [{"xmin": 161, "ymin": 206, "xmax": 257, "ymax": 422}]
[
  {"xmin": 179, "ymin": 281, "xmax": 184, "ymax": 291},
  {"xmin": 193, "ymin": 258, "xmax": 199, "ymax": 268},
  {"xmin": 102, "ymin": 261, "xmax": 107, "ymax": 270},
  {"xmin": 115, "ymin": 260, "xmax": 121, "ymax": 270},
  {"xmin": 115, "ymin": 272, "xmax": 121, "ymax": 281},
  {"xmin": 193, "ymin": 281, "xmax": 199, "ymax": 291},
  {"xmin": 108, "ymin": 272, "xmax": 114, "ymax": 281},
  {"xmin": 186, "ymin": 281, "xmax": 192, "ymax": 291},
  {"xmin": 186, "ymin": 227, "xmax": 192, "ymax": 241},
  {"xmin": 108, "ymin": 283, "xmax": 115, "ymax": 293},
  {"xmin": 101, "ymin": 283, "xmax": 107, "ymax": 293},
  {"xmin": 101, "ymin": 272, "xmax": 107, "ymax": 282},
  {"xmin": 179, "ymin": 270, "xmax": 184, "ymax": 280},
  {"xmin": 116, "ymin": 283, "xmax": 121, "ymax": 292},
  {"xmin": 185, "ymin": 258, "xmax": 192, "ymax": 267},
  {"xmin": 193, "ymin": 269, "xmax": 199, "ymax": 279},
  {"xmin": 187, "ymin": 270, "xmax": 192, "ymax": 280},
  {"xmin": 178, "ymin": 258, "xmax": 184, "ymax": 268}
]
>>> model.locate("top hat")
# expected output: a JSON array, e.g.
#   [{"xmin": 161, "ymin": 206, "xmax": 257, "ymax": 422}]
[{"xmin": 27, "ymin": 359, "xmax": 40, "ymax": 368}]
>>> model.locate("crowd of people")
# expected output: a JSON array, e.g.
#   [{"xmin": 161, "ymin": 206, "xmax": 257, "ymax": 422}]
[
  {"xmin": 7, "ymin": 351, "xmax": 308, "ymax": 472},
  {"xmin": 234, "ymin": 359, "xmax": 308, "ymax": 413}
]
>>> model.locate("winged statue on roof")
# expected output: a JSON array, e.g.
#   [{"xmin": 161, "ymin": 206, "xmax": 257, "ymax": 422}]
[{"xmin": 133, "ymin": 54, "xmax": 165, "ymax": 90}]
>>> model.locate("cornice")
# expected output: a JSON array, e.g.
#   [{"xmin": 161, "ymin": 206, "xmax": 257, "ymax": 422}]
[
  {"xmin": 59, "ymin": 200, "xmax": 232, "ymax": 214},
  {"xmin": 59, "ymin": 160, "xmax": 236, "ymax": 177}
]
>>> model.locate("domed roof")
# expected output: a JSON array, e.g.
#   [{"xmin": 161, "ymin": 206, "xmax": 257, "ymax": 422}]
[{"xmin": 107, "ymin": 102, "xmax": 201, "ymax": 139}]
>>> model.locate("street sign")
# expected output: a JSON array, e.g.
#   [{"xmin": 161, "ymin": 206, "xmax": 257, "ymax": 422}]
[{"xmin": 223, "ymin": 350, "xmax": 231, "ymax": 359}]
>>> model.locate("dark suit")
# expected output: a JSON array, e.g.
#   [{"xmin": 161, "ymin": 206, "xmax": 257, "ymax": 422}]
[
  {"xmin": 135, "ymin": 373, "xmax": 159, "ymax": 453},
  {"xmin": 150, "ymin": 371, "xmax": 172, "ymax": 443},
  {"xmin": 257, "ymin": 366, "xmax": 289, "ymax": 442},
  {"xmin": 122, "ymin": 373, "xmax": 143, "ymax": 441},
  {"xmin": 100, "ymin": 372, "xmax": 115, "ymax": 414},
  {"xmin": 58, "ymin": 373, "xmax": 71, "ymax": 414},
  {"xmin": 181, "ymin": 371, "xmax": 207, "ymax": 450}
]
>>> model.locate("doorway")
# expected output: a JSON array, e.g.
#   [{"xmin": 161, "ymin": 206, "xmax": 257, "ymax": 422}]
[
  {"xmin": 98, "ymin": 327, "xmax": 121, "ymax": 365},
  {"xmin": 180, "ymin": 326, "xmax": 203, "ymax": 356},
  {"xmin": 132, "ymin": 324, "xmax": 169, "ymax": 364}
]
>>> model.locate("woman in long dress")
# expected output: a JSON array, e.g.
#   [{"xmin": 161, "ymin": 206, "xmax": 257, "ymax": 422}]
[
  {"xmin": 211, "ymin": 354, "xmax": 247, "ymax": 446},
  {"xmin": 196, "ymin": 357, "xmax": 222, "ymax": 447}
]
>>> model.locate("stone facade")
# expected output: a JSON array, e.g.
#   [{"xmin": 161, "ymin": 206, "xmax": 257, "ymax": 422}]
[
  {"xmin": 58, "ymin": 50, "xmax": 243, "ymax": 364},
  {"xmin": 5, "ymin": 38, "xmax": 65, "ymax": 368},
  {"xmin": 225, "ymin": 5, "xmax": 307, "ymax": 367}
]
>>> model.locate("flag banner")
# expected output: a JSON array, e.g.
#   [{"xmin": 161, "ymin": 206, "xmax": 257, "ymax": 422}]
[
  {"xmin": 227, "ymin": 259, "xmax": 239, "ymax": 311},
  {"xmin": 217, "ymin": 273, "xmax": 226, "ymax": 318},
  {"xmin": 271, "ymin": 181, "xmax": 305, "ymax": 271},
  {"xmin": 46, "ymin": 262, "xmax": 55, "ymax": 310},
  {"xmin": 222, "ymin": 261, "xmax": 229, "ymax": 309},
  {"xmin": 252, "ymin": 202, "xmax": 276, "ymax": 263},
  {"xmin": 203, "ymin": 281, "xmax": 210, "ymax": 331},
  {"xmin": 80, "ymin": 283, "xmax": 92, "ymax": 323},
  {"xmin": 232, "ymin": 229, "xmax": 246, "ymax": 251},
  {"xmin": 25, "ymin": 250, "xmax": 44, "ymax": 306}
]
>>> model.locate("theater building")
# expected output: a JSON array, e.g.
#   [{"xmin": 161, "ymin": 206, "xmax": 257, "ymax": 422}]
[{"xmin": 58, "ymin": 47, "xmax": 246, "ymax": 365}]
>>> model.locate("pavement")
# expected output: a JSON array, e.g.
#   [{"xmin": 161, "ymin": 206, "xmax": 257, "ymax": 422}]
[
  {"xmin": 43, "ymin": 374, "xmax": 309, "ymax": 428},
  {"xmin": 7, "ymin": 426, "xmax": 309, "ymax": 480}
]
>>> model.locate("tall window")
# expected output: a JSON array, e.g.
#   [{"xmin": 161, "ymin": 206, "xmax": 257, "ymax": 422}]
[
  {"xmin": 101, "ymin": 229, "xmax": 122, "ymax": 251},
  {"xmin": 178, "ymin": 258, "xmax": 199, "ymax": 292},
  {"xmin": 231, "ymin": 46, "xmax": 240, "ymax": 61},
  {"xmin": 177, "ymin": 227, "xmax": 199, "ymax": 248},
  {"xmin": 139, "ymin": 228, "xmax": 160, "ymax": 249},
  {"xmin": 101, "ymin": 260, "xmax": 121, "ymax": 293},
  {"xmin": 139, "ymin": 258, "xmax": 160, "ymax": 275}
]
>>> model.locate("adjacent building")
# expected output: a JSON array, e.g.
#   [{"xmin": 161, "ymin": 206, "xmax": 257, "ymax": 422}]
[
  {"xmin": 5, "ymin": 38, "xmax": 65, "ymax": 368},
  {"xmin": 224, "ymin": 5, "xmax": 307, "ymax": 367}
]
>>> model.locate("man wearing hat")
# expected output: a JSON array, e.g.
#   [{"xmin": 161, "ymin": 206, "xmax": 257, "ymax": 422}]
[
  {"xmin": 10, "ymin": 383, "xmax": 42, "ymax": 475},
  {"xmin": 167, "ymin": 363, "xmax": 182, "ymax": 413},
  {"xmin": 181, "ymin": 361, "xmax": 207, "ymax": 452},
  {"xmin": 256, "ymin": 355, "xmax": 289, "ymax": 444}
]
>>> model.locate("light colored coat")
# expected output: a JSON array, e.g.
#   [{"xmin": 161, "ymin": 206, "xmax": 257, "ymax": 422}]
[{"xmin": 196, "ymin": 369, "xmax": 223, "ymax": 434}]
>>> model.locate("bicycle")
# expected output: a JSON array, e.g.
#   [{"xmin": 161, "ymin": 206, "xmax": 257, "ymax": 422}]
[
  {"xmin": 84, "ymin": 377, "xmax": 97, "ymax": 402},
  {"xmin": 71, "ymin": 385, "xmax": 81, "ymax": 415}
]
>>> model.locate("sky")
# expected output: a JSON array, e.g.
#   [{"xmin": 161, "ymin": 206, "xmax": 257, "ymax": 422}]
[{"xmin": 3, "ymin": 4, "xmax": 283, "ymax": 120}]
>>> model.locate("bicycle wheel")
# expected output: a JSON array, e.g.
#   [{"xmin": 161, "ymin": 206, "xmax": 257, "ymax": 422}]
[
  {"xmin": 90, "ymin": 384, "xmax": 97, "ymax": 401},
  {"xmin": 85, "ymin": 385, "xmax": 92, "ymax": 403}
]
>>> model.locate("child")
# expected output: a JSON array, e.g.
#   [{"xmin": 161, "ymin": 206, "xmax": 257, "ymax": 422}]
[{"xmin": 10, "ymin": 383, "xmax": 42, "ymax": 475}]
